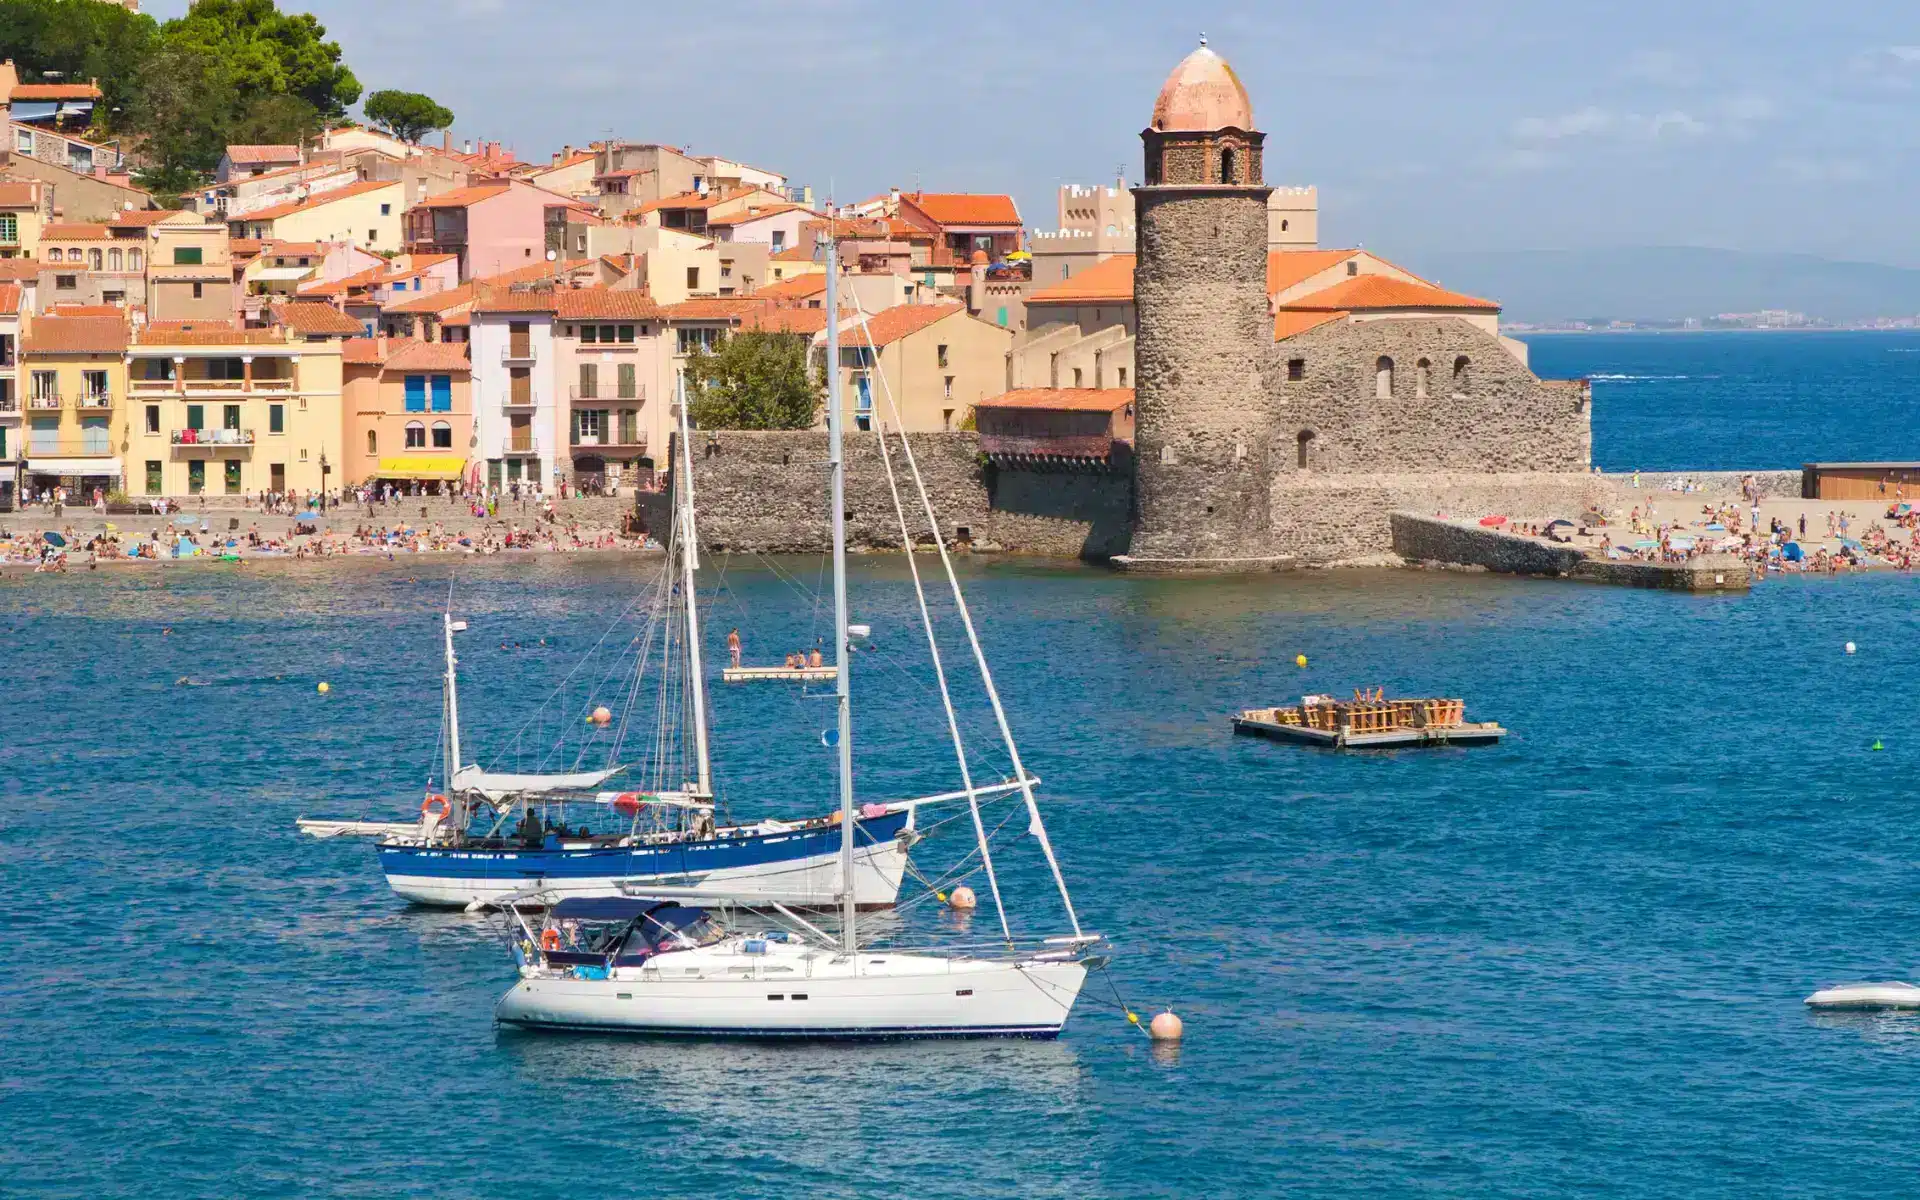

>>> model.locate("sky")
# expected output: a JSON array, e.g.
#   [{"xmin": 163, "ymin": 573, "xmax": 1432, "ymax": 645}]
[{"xmin": 151, "ymin": 0, "xmax": 1920, "ymax": 267}]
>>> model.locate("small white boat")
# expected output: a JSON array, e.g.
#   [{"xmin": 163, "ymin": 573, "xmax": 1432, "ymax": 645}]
[{"xmin": 1805, "ymin": 981, "xmax": 1920, "ymax": 1010}]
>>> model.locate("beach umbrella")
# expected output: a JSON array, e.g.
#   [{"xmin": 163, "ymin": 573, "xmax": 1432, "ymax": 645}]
[{"xmin": 42, "ymin": 531, "xmax": 64, "ymax": 547}]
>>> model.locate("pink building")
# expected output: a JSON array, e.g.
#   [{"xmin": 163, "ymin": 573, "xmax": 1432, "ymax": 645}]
[{"xmin": 404, "ymin": 179, "xmax": 592, "ymax": 281}]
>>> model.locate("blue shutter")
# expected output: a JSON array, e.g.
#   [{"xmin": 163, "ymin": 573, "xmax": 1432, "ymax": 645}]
[
  {"xmin": 404, "ymin": 375, "xmax": 425, "ymax": 412},
  {"xmin": 431, "ymin": 374, "xmax": 451, "ymax": 412}
]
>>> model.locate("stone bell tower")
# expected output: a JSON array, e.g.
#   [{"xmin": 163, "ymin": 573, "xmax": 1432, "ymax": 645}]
[{"xmin": 1116, "ymin": 38, "xmax": 1283, "ymax": 572}]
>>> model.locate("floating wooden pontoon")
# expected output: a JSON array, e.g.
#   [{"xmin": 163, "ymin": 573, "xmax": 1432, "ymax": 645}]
[
  {"xmin": 721, "ymin": 665, "xmax": 839, "ymax": 683},
  {"xmin": 1233, "ymin": 689, "xmax": 1505, "ymax": 749}
]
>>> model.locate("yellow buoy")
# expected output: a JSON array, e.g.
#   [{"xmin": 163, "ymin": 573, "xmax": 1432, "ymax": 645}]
[
  {"xmin": 1295, "ymin": 654, "xmax": 1308, "ymax": 668},
  {"xmin": 948, "ymin": 885, "xmax": 978, "ymax": 911},
  {"xmin": 1148, "ymin": 1010, "xmax": 1184, "ymax": 1041},
  {"xmin": 587, "ymin": 705, "xmax": 612, "ymax": 725},
  {"xmin": 316, "ymin": 681, "xmax": 330, "ymax": 694}
]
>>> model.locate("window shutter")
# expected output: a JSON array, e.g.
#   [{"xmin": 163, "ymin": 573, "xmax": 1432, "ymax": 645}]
[
  {"xmin": 431, "ymin": 374, "xmax": 451, "ymax": 412},
  {"xmin": 404, "ymin": 375, "xmax": 425, "ymax": 412}
]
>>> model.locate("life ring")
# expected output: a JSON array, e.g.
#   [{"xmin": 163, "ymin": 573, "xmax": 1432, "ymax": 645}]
[
  {"xmin": 541, "ymin": 927, "xmax": 561, "ymax": 951},
  {"xmin": 421, "ymin": 794, "xmax": 450, "ymax": 821}
]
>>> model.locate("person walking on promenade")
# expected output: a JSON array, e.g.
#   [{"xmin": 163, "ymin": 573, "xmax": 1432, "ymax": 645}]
[{"xmin": 727, "ymin": 628, "xmax": 742, "ymax": 668}]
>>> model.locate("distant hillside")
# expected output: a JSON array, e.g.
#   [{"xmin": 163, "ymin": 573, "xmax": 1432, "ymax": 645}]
[{"xmin": 1402, "ymin": 247, "xmax": 1920, "ymax": 324}]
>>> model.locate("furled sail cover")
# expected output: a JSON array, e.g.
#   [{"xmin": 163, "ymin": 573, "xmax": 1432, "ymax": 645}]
[{"xmin": 451, "ymin": 765, "xmax": 622, "ymax": 801}]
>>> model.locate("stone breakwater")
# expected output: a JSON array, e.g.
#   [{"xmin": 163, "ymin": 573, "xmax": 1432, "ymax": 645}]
[
  {"xmin": 1388, "ymin": 512, "xmax": 1751, "ymax": 591},
  {"xmin": 679, "ymin": 430, "xmax": 1799, "ymax": 569}
]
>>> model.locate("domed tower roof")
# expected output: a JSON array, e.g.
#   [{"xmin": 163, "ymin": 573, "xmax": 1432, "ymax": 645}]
[{"xmin": 1150, "ymin": 40, "xmax": 1254, "ymax": 132}]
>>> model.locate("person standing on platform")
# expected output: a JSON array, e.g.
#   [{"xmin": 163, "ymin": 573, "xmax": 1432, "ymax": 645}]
[{"xmin": 727, "ymin": 628, "xmax": 742, "ymax": 668}]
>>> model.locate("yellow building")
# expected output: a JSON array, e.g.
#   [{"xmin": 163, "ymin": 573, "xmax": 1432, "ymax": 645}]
[
  {"xmin": 824, "ymin": 304, "xmax": 1013, "ymax": 432},
  {"xmin": 21, "ymin": 313, "xmax": 129, "ymax": 499},
  {"xmin": 227, "ymin": 180, "xmax": 405, "ymax": 256},
  {"xmin": 123, "ymin": 324, "xmax": 344, "ymax": 498},
  {"xmin": 0, "ymin": 180, "xmax": 47, "ymax": 260}
]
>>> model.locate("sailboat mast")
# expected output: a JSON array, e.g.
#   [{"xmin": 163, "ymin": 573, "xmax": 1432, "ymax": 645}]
[
  {"xmin": 443, "ymin": 611, "xmax": 463, "ymax": 779},
  {"xmin": 825, "ymin": 237, "xmax": 857, "ymax": 953},
  {"xmin": 675, "ymin": 377, "xmax": 714, "ymax": 799}
]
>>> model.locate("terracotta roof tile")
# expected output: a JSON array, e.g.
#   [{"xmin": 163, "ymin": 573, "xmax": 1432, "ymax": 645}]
[
  {"xmin": 1266, "ymin": 249, "xmax": 1361, "ymax": 293},
  {"xmin": 42, "ymin": 222, "xmax": 110, "ymax": 241},
  {"xmin": 24, "ymin": 314, "xmax": 127, "ymax": 354},
  {"xmin": 661, "ymin": 297, "xmax": 771, "ymax": 321},
  {"xmin": 0, "ymin": 259, "xmax": 41, "ymax": 281},
  {"xmin": 412, "ymin": 181, "xmax": 514, "ymax": 209},
  {"xmin": 12, "ymin": 82, "xmax": 100, "ymax": 101},
  {"xmin": 707, "ymin": 202, "xmax": 810, "ymax": 226},
  {"xmin": 238, "ymin": 180, "xmax": 398, "ymax": 223},
  {"xmin": 0, "ymin": 284, "xmax": 21, "ymax": 316},
  {"xmin": 440, "ymin": 311, "xmax": 470, "ymax": 327},
  {"xmin": 46, "ymin": 304, "xmax": 124, "ymax": 317},
  {"xmin": 756, "ymin": 274, "xmax": 827, "ymax": 301},
  {"xmin": 900, "ymin": 192, "xmax": 1021, "ymax": 227},
  {"xmin": 0, "ymin": 181, "xmax": 40, "ymax": 208},
  {"xmin": 1273, "ymin": 309, "xmax": 1346, "ymax": 340},
  {"xmin": 110, "ymin": 209, "xmax": 197, "ymax": 228},
  {"xmin": 834, "ymin": 303, "xmax": 968, "ymax": 348},
  {"xmin": 226, "ymin": 144, "xmax": 302, "ymax": 165},
  {"xmin": 383, "ymin": 340, "xmax": 472, "ymax": 371},
  {"xmin": 977, "ymin": 387, "xmax": 1134, "ymax": 412},
  {"xmin": 772, "ymin": 245, "xmax": 816, "ymax": 262},
  {"xmin": 554, "ymin": 289, "xmax": 665, "ymax": 320},
  {"xmin": 272, "ymin": 301, "xmax": 364, "ymax": 336},
  {"xmin": 1027, "ymin": 255, "xmax": 1136, "ymax": 305},
  {"xmin": 1282, "ymin": 274, "xmax": 1499, "ymax": 312},
  {"xmin": 132, "ymin": 326, "xmax": 291, "ymax": 346},
  {"xmin": 342, "ymin": 337, "xmax": 384, "ymax": 364}
]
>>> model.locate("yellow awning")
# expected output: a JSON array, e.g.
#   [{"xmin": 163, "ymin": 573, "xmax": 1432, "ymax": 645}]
[{"xmin": 375, "ymin": 456, "xmax": 466, "ymax": 481}]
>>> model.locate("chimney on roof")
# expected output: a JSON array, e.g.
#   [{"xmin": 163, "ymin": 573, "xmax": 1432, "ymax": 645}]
[
  {"xmin": 463, "ymin": 139, "xmax": 474, "ymax": 155},
  {"xmin": 376, "ymin": 331, "xmax": 387, "ymax": 358}
]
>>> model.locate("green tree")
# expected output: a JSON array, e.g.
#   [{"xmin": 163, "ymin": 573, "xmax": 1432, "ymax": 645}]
[
  {"xmin": 362, "ymin": 88, "xmax": 452, "ymax": 143},
  {"xmin": 161, "ymin": 0, "xmax": 359, "ymax": 118},
  {"xmin": 684, "ymin": 332, "xmax": 822, "ymax": 430},
  {"xmin": 128, "ymin": 40, "xmax": 234, "ymax": 190}
]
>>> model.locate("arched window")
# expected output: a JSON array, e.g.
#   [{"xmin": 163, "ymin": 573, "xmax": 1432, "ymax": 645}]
[
  {"xmin": 47, "ymin": 247, "xmax": 61, "ymax": 262},
  {"xmin": 366, "ymin": 430, "xmax": 377, "ymax": 454},
  {"xmin": 1375, "ymin": 356, "xmax": 1394, "ymax": 400},
  {"xmin": 1296, "ymin": 429, "xmax": 1315, "ymax": 470},
  {"xmin": 108, "ymin": 247, "xmax": 122, "ymax": 271},
  {"xmin": 1416, "ymin": 357, "xmax": 1431, "ymax": 399},
  {"xmin": 129, "ymin": 248, "xmax": 143, "ymax": 272},
  {"xmin": 405, "ymin": 421, "xmax": 425, "ymax": 449},
  {"xmin": 1220, "ymin": 147, "xmax": 1237, "ymax": 184},
  {"xmin": 1453, "ymin": 355, "xmax": 1471, "ymax": 395},
  {"xmin": 89, "ymin": 248, "xmax": 102, "ymax": 270},
  {"xmin": 431, "ymin": 420, "xmax": 452, "ymax": 449}
]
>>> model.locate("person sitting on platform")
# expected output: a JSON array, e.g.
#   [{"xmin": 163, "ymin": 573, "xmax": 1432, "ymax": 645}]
[{"xmin": 809, "ymin": 647, "xmax": 823, "ymax": 668}]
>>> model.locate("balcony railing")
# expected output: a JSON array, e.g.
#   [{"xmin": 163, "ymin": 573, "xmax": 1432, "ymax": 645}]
[
  {"xmin": 0, "ymin": 394, "xmax": 17, "ymax": 413},
  {"xmin": 171, "ymin": 428, "xmax": 255, "ymax": 447},
  {"xmin": 502, "ymin": 393, "xmax": 537, "ymax": 411},
  {"xmin": 570, "ymin": 435, "xmax": 649, "ymax": 452},
  {"xmin": 28, "ymin": 393, "xmax": 60, "ymax": 410},
  {"xmin": 502, "ymin": 344, "xmax": 535, "ymax": 363},
  {"xmin": 503, "ymin": 435, "xmax": 537, "ymax": 454},
  {"xmin": 74, "ymin": 392, "xmax": 113, "ymax": 410},
  {"xmin": 569, "ymin": 385, "xmax": 644, "ymax": 401},
  {"xmin": 131, "ymin": 377, "xmax": 174, "ymax": 392}
]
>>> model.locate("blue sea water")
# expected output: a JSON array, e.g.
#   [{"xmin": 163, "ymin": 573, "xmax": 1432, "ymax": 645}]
[
  {"xmin": 1522, "ymin": 329, "xmax": 1920, "ymax": 471},
  {"xmin": 9, "ymin": 336, "xmax": 1920, "ymax": 1197}
]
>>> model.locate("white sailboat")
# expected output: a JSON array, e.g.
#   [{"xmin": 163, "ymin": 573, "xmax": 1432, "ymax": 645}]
[{"xmin": 493, "ymin": 240, "xmax": 1101, "ymax": 1038}]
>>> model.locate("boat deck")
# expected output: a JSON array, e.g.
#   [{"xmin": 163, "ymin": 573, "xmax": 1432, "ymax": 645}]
[
  {"xmin": 1233, "ymin": 694, "xmax": 1505, "ymax": 750},
  {"xmin": 722, "ymin": 665, "xmax": 838, "ymax": 683}
]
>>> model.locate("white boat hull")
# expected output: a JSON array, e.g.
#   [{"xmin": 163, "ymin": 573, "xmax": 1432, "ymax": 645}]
[
  {"xmin": 383, "ymin": 834, "xmax": 911, "ymax": 910},
  {"xmin": 1805, "ymin": 981, "xmax": 1920, "ymax": 1011},
  {"xmin": 496, "ymin": 953, "xmax": 1086, "ymax": 1039}
]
